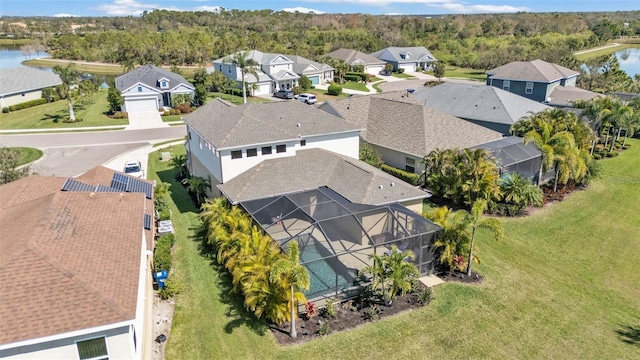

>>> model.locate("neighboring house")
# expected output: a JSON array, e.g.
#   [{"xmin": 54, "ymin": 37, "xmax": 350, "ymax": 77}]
[
  {"xmin": 0, "ymin": 67, "xmax": 61, "ymax": 109},
  {"xmin": 115, "ymin": 64, "xmax": 195, "ymax": 112},
  {"xmin": 326, "ymin": 48, "xmax": 388, "ymax": 75},
  {"xmin": 369, "ymin": 46, "xmax": 437, "ymax": 72},
  {"xmin": 486, "ymin": 59, "xmax": 601, "ymax": 106},
  {"xmin": 0, "ymin": 166, "xmax": 155, "ymax": 360},
  {"xmin": 318, "ymin": 91, "xmax": 504, "ymax": 175},
  {"xmin": 209, "ymin": 51, "xmax": 334, "ymax": 96},
  {"xmin": 411, "ymin": 83, "xmax": 551, "ymax": 134},
  {"xmin": 183, "ymin": 98, "xmax": 362, "ymax": 197}
]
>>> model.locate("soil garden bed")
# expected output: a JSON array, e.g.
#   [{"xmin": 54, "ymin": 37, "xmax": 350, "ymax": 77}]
[
  {"xmin": 271, "ymin": 287, "xmax": 432, "ymax": 345},
  {"xmin": 438, "ymin": 270, "xmax": 484, "ymax": 285}
]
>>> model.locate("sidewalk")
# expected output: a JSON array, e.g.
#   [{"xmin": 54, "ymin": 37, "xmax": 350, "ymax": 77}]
[{"xmin": 100, "ymin": 140, "xmax": 185, "ymax": 178}]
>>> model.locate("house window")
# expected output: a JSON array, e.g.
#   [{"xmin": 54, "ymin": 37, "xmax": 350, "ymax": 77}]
[
  {"xmin": 262, "ymin": 146, "xmax": 272, "ymax": 155},
  {"xmin": 188, "ymin": 131, "xmax": 191, "ymax": 140},
  {"xmin": 228, "ymin": 67, "xmax": 231, "ymax": 73},
  {"xmin": 76, "ymin": 337, "xmax": 109, "ymax": 360},
  {"xmin": 231, "ymin": 150, "xmax": 242, "ymax": 159},
  {"xmin": 218, "ymin": 65, "xmax": 222, "ymax": 71},
  {"xmin": 137, "ymin": 86, "xmax": 143, "ymax": 92},
  {"xmin": 276, "ymin": 144, "xmax": 286, "ymax": 153},
  {"xmin": 300, "ymin": 140, "xmax": 306, "ymax": 147},
  {"xmin": 405, "ymin": 157, "xmax": 416, "ymax": 173},
  {"xmin": 246, "ymin": 148, "xmax": 258, "ymax": 157},
  {"xmin": 525, "ymin": 82, "xmax": 534, "ymax": 94},
  {"xmin": 160, "ymin": 81, "xmax": 168, "ymax": 89},
  {"xmin": 502, "ymin": 80, "xmax": 510, "ymax": 91}
]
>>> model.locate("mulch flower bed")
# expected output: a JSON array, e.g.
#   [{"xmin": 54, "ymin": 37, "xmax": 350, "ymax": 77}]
[
  {"xmin": 438, "ymin": 270, "xmax": 483, "ymax": 285},
  {"xmin": 271, "ymin": 288, "xmax": 431, "ymax": 345}
]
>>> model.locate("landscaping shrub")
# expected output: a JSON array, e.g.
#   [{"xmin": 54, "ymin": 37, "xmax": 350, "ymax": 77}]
[
  {"xmin": 8, "ymin": 98, "xmax": 47, "ymax": 112},
  {"xmin": 344, "ymin": 74, "xmax": 360, "ymax": 82},
  {"xmin": 292, "ymin": 86, "xmax": 302, "ymax": 95},
  {"xmin": 321, "ymin": 299, "xmax": 337, "ymax": 319},
  {"xmin": 175, "ymin": 103, "xmax": 192, "ymax": 114},
  {"xmin": 317, "ymin": 323, "xmax": 330, "ymax": 336},
  {"xmin": 346, "ymin": 72, "xmax": 370, "ymax": 82},
  {"xmin": 397, "ymin": 68, "xmax": 405, "ymax": 73},
  {"xmin": 2, "ymin": 107, "xmax": 9, "ymax": 113},
  {"xmin": 327, "ymin": 83, "xmax": 343, "ymax": 96},
  {"xmin": 380, "ymin": 164, "xmax": 419, "ymax": 185},
  {"xmin": 113, "ymin": 111, "xmax": 128, "ymax": 119},
  {"xmin": 153, "ymin": 233, "xmax": 174, "ymax": 272},
  {"xmin": 593, "ymin": 153, "xmax": 602, "ymax": 160},
  {"xmin": 299, "ymin": 76, "xmax": 311, "ymax": 91},
  {"xmin": 416, "ymin": 287, "xmax": 433, "ymax": 306},
  {"xmin": 158, "ymin": 208, "xmax": 171, "ymax": 221},
  {"xmin": 158, "ymin": 275, "xmax": 184, "ymax": 300},
  {"xmin": 305, "ymin": 301, "xmax": 317, "ymax": 319},
  {"xmin": 363, "ymin": 305, "xmax": 380, "ymax": 321}
]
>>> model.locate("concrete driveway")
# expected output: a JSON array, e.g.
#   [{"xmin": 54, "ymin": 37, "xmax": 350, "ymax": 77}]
[{"xmin": 126, "ymin": 110, "xmax": 168, "ymax": 129}]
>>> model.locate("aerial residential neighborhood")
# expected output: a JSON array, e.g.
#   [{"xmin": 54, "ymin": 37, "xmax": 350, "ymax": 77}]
[{"xmin": 0, "ymin": 4, "xmax": 639, "ymax": 360}]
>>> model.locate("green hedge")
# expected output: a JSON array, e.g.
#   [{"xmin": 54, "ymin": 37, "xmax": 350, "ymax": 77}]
[
  {"xmin": 6, "ymin": 98, "xmax": 47, "ymax": 112},
  {"xmin": 346, "ymin": 71, "xmax": 370, "ymax": 82},
  {"xmin": 380, "ymin": 164, "xmax": 420, "ymax": 185},
  {"xmin": 153, "ymin": 233, "xmax": 175, "ymax": 272},
  {"xmin": 344, "ymin": 74, "xmax": 360, "ymax": 82},
  {"xmin": 327, "ymin": 83, "xmax": 343, "ymax": 96}
]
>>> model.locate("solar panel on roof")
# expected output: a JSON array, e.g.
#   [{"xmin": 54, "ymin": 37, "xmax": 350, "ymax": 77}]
[
  {"xmin": 127, "ymin": 177, "xmax": 153, "ymax": 199},
  {"xmin": 96, "ymin": 184, "xmax": 120, "ymax": 192},
  {"xmin": 144, "ymin": 214, "xmax": 152, "ymax": 230},
  {"xmin": 61, "ymin": 178, "xmax": 95, "ymax": 192}
]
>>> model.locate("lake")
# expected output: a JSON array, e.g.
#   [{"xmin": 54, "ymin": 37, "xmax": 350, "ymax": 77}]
[
  {"xmin": 614, "ymin": 47, "xmax": 640, "ymax": 78},
  {"xmin": 0, "ymin": 45, "xmax": 50, "ymax": 70}
]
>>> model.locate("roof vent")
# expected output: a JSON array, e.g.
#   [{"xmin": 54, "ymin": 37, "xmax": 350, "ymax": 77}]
[
  {"xmin": 378, "ymin": 184, "xmax": 383, "ymax": 190},
  {"xmin": 296, "ymin": 123, "xmax": 301, "ymax": 127},
  {"xmin": 390, "ymin": 182, "xmax": 395, "ymax": 187}
]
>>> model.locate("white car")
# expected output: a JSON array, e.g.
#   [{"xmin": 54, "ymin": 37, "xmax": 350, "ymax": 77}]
[
  {"xmin": 124, "ymin": 160, "xmax": 144, "ymax": 178},
  {"xmin": 296, "ymin": 93, "xmax": 317, "ymax": 105}
]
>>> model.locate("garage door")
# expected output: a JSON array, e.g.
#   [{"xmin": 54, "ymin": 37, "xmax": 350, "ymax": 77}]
[
  {"xmin": 399, "ymin": 64, "xmax": 415, "ymax": 72},
  {"xmin": 365, "ymin": 65, "xmax": 383, "ymax": 75},
  {"xmin": 254, "ymin": 83, "xmax": 271, "ymax": 96},
  {"xmin": 309, "ymin": 76, "xmax": 320, "ymax": 85},
  {"xmin": 125, "ymin": 98, "xmax": 157, "ymax": 112}
]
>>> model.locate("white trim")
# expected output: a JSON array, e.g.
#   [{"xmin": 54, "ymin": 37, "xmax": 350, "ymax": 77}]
[
  {"xmin": 216, "ymin": 129, "xmax": 363, "ymax": 151},
  {"xmin": 0, "ymin": 321, "xmax": 134, "ymax": 350},
  {"xmin": 120, "ymin": 82, "xmax": 162, "ymax": 95}
]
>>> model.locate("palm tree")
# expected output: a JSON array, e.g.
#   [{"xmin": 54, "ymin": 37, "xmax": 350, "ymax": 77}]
[
  {"xmin": 424, "ymin": 206, "xmax": 471, "ymax": 274},
  {"xmin": 170, "ymin": 153, "xmax": 187, "ymax": 178},
  {"xmin": 270, "ymin": 241, "xmax": 310, "ymax": 338},
  {"xmin": 182, "ymin": 176, "xmax": 210, "ymax": 205},
  {"xmin": 360, "ymin": 253, "xmax": 386, "ymax": 298},
  {"xmin": 460, "ymin": 148, "xmax": 501, "ymax": 205},
  {"xmin": 52, "ymin": 64, "xmax": 80, "ymax": 121},
  {"xmin": 225, "ymin": 51, "xmax": 258, "ymax": 104},
  {"xmin": 500, "ymin": 172, "xmax": 543, "ymax": 209},
  {"xmin": 384, "ymin": 246, "xmax": 419, "ymax": 305},
  {"xmin": 465, "ymin": 200, "xmax": 503, "ymax": 277}
]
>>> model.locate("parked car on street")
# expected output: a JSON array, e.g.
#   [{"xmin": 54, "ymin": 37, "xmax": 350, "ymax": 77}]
[
  {"xmin": 296, "ymin": 93, "xmax": 317, "ymax": 105},
  {"xmin": 379, "ymin": 69, "xmax": 392, "ymax": 76},
  {"xmin": 273, "ymin": 89, "xmax": 294, "ymax": 99},
  {"xmin": 124, "ymin": 160, "xmax": 144, "ymax": 178}
]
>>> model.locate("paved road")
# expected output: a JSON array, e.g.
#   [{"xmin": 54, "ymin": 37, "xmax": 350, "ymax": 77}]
[
  {"xmin": 0, "ymin": 125, "xmax": 186, "ymax": 148},
  {"xmin": 1, "ymin": 125, "xmax": 187, "ymax": 177}
]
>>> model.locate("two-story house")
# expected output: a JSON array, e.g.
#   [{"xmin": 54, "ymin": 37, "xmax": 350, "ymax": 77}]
[
  {"xmin": 210, "ymin": 51, "xmax": 334, "ymax": 96},
  {"xmin": 486, "ymin": 59, "xmax": 601, "ymax": 107}
]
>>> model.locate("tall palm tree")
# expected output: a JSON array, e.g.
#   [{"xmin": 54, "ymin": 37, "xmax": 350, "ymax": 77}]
[
  {"xmin": 270, "ymin": 241, "xmax": 310, "ymax": 338},
  {"xmin": 182, "ymin": 176, "xmax": 210, "ymax": 205},
  {"xmin": 360, "ymin": 253, "xmax": 386, "ymax": 298},
  {"xmin": 52, "ymin": 64, "xmax": 80, "ymax": 121},
  {"xmin": 170, "ymin": 153, "xmax": 187, "ymax": 178},
  {"xmin": 465, "ymin": 200, "xmax": 503, "ymax": 277},
  {"xmin": 424, "ymin": 206, "xmax": 471, "ymax": 274},
  {"xmin": 460, "ymin": 148, "xmax": 501, "ymax": 205},
  {"xmin": 225, "ymin": 51, "xmax": 258, "ymax": 104}
]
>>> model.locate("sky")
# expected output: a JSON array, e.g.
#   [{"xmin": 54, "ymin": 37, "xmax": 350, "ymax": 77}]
[{"xmin": 0, "ymin": 0, "xmax": 638, "ymax": 17}]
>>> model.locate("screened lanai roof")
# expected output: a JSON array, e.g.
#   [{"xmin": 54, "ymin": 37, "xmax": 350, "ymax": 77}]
[
  {"xmin": 470, "ymin": 136, "xmax": 541, "ymax": 168},
  {"xmin": 240, "ymin": 187, "xmax": 441, "ymax": 260}
]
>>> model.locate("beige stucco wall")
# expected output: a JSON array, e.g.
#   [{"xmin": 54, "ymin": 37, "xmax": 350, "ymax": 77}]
[
  {"xmin": 1, "ymin": 90, "xmax": 41, "ymax": 108},
  {"xmin": 401, "ymin": 198, "xmax": 423, "ymax": 214},
  {"xmin": 189, "ymin": 151, "xmax": 221, "ymax": 198}
]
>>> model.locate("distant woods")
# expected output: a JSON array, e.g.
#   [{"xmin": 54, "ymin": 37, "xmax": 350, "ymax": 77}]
[{"xmin": 3, "ymin": 10, "xmax": 640, "ymax": 72}]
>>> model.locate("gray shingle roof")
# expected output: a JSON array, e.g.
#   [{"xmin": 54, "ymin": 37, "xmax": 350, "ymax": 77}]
[
  {"xmin": 218, "ymin": 148, "xmax": 427, "ymax": 205},
  {"xmin": 115, "ymin": 64, "xmax": 194, "ymax": 92},
  {"xmin": 411, "ymin": 83, "xmax": 551, "ymax": 125},
  {"xmin": 326, "ymin": 48, "xmax": 386, "ymax": 66},
  {"xmin": 547, "ymin": 86, "xmax": 602, "ymax": 107},
  {"xmin": 287, "ymin": 55, "xmax": 333, "ymax": 75},
  {"xmin": 0, "ymin": 67, "xmax": 62, "ymax": 96},
  {"xmin": 487, "ymin": 59, "xmax": 579, "ymax": 83},
  {"xmin": 370, "ymin": 46, "xmax": 437, "ymax": 63},
  {"xmin": 183, "ymin": 98, "xmax": 361, "ymax": 150},
  {"xmin": 319, "ymin": 91, "xmax": 504, "ymax": 157},
  {"xmin": 213, "ymin": 51, "xmax": 332, "ymax": 77}
]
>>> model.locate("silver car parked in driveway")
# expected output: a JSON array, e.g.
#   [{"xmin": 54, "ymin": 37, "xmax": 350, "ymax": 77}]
[{"xmin": 295, "ymin": 93, "xmax": 317, "ymax": 105}]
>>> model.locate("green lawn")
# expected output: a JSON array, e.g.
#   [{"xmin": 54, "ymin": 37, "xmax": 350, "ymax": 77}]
[
  {"xmin": 6, "ymin": 147, "xmax": 44, "ymax": 165},
  {"xmin": 155, "ymin": 140, "xmax": 640, "ymax": 359},
  {"xmin": 207, "ymin": 92, "xmax": 271, "ymax": 105},
  {"xmin": 430, "ymin": 66, "xmax": 487, "ymax": 81},
  {"xmin": 391, "ymin": 72, "xmax": 417, "ymax": 79},
  {"xmin": 341, "ymin": 81, "xmax": 369, "ymax": 92},
  {"xmin": 0, "ymin": 91, "xmax": 129, "ymax": 129}
]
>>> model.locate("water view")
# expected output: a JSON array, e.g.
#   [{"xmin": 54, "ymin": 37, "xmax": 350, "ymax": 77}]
[
  {"xmin": 0, "ymin": 45, "xmax": 50, "ymax": 70},
  {"xmin": 614, "ymin": 47, "xmax": 640, "ymax": 77}
]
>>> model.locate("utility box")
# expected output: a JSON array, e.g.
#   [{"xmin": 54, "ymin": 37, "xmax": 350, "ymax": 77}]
[{"xmin": 154, "ymin": 270, "xmax": 168, "ymax": 289}]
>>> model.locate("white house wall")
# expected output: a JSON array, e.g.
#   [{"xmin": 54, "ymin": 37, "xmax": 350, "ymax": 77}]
[
  {"xmin": 187, "ymin": 126, "xmax": 223, "ymax": 182},
  {"xmin": 304, "ymin": 132, "xmax": 359, "ymax": 159},
  {"xmin": 219, "ymin": 140, "xmax": 297, "ymax": 182},
  {"xmin": 1, "ymin": 90, "xmax": 41, "ymax": 108},
  {"xmin": 0, "ymin": 326, "xmax": 134, "ymax": 360}
]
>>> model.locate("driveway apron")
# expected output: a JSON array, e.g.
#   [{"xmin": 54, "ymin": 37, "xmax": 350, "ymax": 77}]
[{"xmin": 126, "ymin": 110, "xmax": 168, "ymax": 129}]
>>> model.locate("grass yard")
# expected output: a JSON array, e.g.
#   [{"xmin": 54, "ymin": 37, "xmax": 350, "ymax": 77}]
[
  {"xmin": 207, "ymin": 92, "xmax": 271, "ymax": 105},
  {"xmin": 22, "ymin": 59, "xmax": 199, "ymax": 77},
  {"xmin": 156, "ymin": 139, "xmax": 640, "ymax": 359},
  {"xmin": 431, "ymin": 66, "xmax": 487, "ymax": 81},
  {"xmin": 0, "ymin": 91, "xmax": 129, "ymax": 129},
  {"xmin": 391, "ymin": 72, "xmax": 417, "ymax": 79},
  {"xmin": 15, "ymin": 147, "xmax": 44, "ymax": 165},
  {"xmin": 341, "ymin": 81, "xmax": 368, "ymax": 92},
  {"xmin": 307, "ymin": 90, "xmax": 350, "ymax": 103}
]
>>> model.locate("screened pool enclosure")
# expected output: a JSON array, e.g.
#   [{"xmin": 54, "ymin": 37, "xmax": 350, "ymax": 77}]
[{"xmin": 239, "ymin": 187, "xmax": 441, "ymax": 300}]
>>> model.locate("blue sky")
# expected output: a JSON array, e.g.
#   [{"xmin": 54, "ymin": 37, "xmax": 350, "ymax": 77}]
[{"xmin": 1, "ymin": 0, "xmax": 638, "ymax": 17}]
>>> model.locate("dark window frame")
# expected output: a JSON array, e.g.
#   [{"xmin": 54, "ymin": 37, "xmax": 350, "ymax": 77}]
[
  {"xmin": 231, "ymin": 150, "xmax": 243, "ymax": 159},
  {"xmin": 262, "ymin": 146, "xmax": 272, "ymax": 155},
  {"xmin": 276, "ymin": 144, "xmax": 287, "ymax": 153},
  {"xmin": 300, "ymin": 140, "xmax": 306, "ymax": 147},
  {"xmin": 246, "ymin": 148, "xmax": 258, "ymax": 157}
]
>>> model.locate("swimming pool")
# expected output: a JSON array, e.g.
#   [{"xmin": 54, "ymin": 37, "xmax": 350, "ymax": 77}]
[{"xmin": 299, "ymin": 237, "xmax": 351, "ymax": 299}]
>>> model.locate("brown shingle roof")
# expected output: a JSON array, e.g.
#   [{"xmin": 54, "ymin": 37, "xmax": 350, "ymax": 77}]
[
  {"xmin": 320, "ymin": 91, "xmax": 504, "ymax": 157},
  {"xmin": 0, "ymin": 175, "xmax": 148, "ymax": 345}
]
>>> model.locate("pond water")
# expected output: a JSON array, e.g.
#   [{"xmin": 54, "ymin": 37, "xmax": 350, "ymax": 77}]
[
  {"xmin": 613, "ymin": 47, "xmax": 640, "ymax": 78},
  {"xmin": 0, "ymin": 45, "xmax": 50, "ymax": 70}
]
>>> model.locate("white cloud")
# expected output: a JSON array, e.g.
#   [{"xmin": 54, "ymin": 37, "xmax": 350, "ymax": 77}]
[
  {"xmin": 302, "ymin": 0, "xmax": 529, "ymax": 13},
  {"xmin": 438, "ymin": 2, "xmax": 528, "ymax": 13},
  {"xmin": 95, "ymin": 0, "xmax": 159, "ymax": 16},
  {"xmin": 53, "ymin": 13, "xmax": 78, "ymax": 17},
  {"xmin": 281, "ymin": 7, "xmax": 326, "ymax": 14},
  {"xmin": 194, "ymin": 5, "xmax": 222, "ymax": 12}
]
